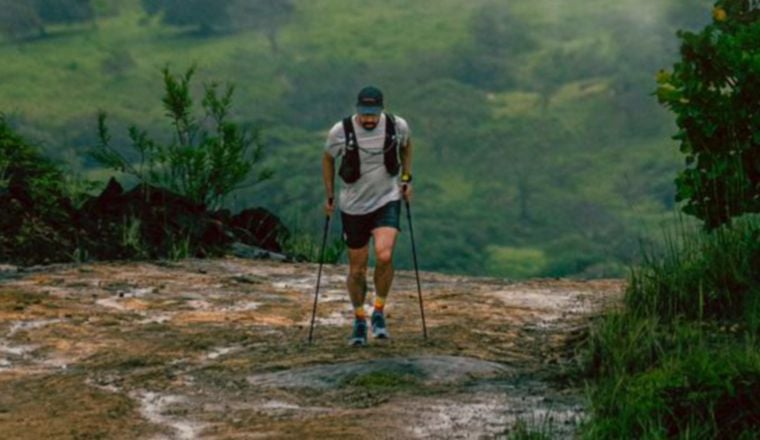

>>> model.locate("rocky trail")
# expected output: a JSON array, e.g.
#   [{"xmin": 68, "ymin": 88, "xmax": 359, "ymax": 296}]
[{"xmin": 0, "ymin": 259, "xmax": 624, "ymax": 439}]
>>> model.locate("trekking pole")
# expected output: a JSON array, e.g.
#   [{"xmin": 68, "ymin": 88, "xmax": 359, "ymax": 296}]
[
  {"xmin": 308, "ymin": 201, "xmax": 332, "ymax": 344},
  {"xmin": 404, "ymin": 190, "xmax": 428, "ymax": 340}
]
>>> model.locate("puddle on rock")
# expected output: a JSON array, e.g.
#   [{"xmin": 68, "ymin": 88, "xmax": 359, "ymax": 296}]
[
  {"xmin": 206, "ymin": 346, "xmax": 241, "ymax": 360},
  {"xmin": 0, "ymin": 319, "xmax": 63, "ymax": 372},
  {"xmin": 402, "ymin": 392, "xmax": 582, "ymax": 440},
  {"xmin": 134, "ymin": 391, "xmax": 207, "ymax": 440}
]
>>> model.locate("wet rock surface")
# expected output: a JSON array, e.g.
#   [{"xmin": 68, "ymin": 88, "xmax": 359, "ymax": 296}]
[{"xmin": 0, "ymin": 258, "xmax": 624, "ymax": 439}]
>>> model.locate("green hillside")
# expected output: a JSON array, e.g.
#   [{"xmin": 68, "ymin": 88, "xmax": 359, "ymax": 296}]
[{"xmin": 0, "ymin": 0, "xmax": 715, "ymax": 278}]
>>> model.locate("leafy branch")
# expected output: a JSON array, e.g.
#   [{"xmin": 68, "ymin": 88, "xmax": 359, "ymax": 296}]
[{"xmin": 91, "ymin": 66, "xmax": 273, "ymax": 209}]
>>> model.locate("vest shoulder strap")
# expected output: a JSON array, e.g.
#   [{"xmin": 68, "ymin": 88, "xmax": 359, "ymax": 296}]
[
  {"xmin": 383, "ymin": 113, "xmax": 400, "ymax": 176},
  {"xmin": 342, "ymin": 116, "xmax": 356, "ymax": 148},
  {"xmin": 385, "ymin": 113, "xmax": 396, "ymax": 138}
]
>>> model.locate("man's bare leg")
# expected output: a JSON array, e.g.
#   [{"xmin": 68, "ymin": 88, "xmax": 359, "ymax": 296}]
[
  {"xmin": 346, "ymin": 244, "xmax": 370, "ymax": 345},
  {"xmin": 370, "ymin": 227, "xmax": 398, "ymax": 339},
  {"xmin": 347, "ymin": 244, "xmax": 370, "ymax": 314},
  {"xmin": 372, "ymin": 226, "xmax": 399, "ymax": 302}
]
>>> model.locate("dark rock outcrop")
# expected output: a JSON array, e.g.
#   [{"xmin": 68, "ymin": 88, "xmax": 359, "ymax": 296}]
[
  {"xmin": 230, "ymin": 207, "xmax": 288, "ymax": 253},
  {"xmin": 2, "ymin": 176, "xmax": 288, "ymax": 265}
]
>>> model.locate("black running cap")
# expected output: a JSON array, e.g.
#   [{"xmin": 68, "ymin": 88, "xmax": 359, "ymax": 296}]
[{"xmin": 356, "ymin": 86, "xmax": 384, "ymax": 115}]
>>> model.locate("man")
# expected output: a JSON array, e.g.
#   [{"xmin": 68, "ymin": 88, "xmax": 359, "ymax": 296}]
[{"xmin": 322, "ymin": 85, "xmax": 413, "ymax": 346}]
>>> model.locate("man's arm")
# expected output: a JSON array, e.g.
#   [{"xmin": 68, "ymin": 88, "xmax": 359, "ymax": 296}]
[
  {"xmin": 322, "ymin": 151, "xmax": 335, "ymax": 216},
  {"xmin": 400, "ymin": 138, "xmax": 413, "ymax": 201},
  {"xmin": 400, "ymin": 138, "xmax": 413, "ymax": 177}
]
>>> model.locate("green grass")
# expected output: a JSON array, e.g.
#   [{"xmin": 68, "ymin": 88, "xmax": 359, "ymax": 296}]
[
  {"xmin": 505, "ymin": 416, "xmax": 558, "ymax": 440},
  {"xmin": 581, "ymin": 217, "xmax": 760, "ymax": 438},
  {"xmin": 343, "ymin": 370, "xmax": 419, "ymax": 390},
  {"xmin": 628, "ymin": 216, "xmax": 760, "ymax": 327},
  {"xmin": 280, "ymin": 227, "xmax": 345, "ymax": 264},
  {"xmin": 585, "ymin": 338, "xmax": 760, "ymax": 439}
]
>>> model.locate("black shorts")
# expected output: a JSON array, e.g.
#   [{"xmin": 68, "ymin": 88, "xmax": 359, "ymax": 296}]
[{"xmin": 341, "ymin": 200, "xmax": 401, "ymax": 249}]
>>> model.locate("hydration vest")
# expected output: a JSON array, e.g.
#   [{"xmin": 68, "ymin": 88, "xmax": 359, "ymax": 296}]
[{"xmin": 338, "ymin": 113, "xmax": 400, "ymax": 184}]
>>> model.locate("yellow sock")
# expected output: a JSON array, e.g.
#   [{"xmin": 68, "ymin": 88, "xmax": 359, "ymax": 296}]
[
  {"xmin": 355, "ymin": 306, "xmax": 366, "ymax": 321},
  {"xmin": 374, "ymin": 296, "xmax": 386, "ymax": 314}
]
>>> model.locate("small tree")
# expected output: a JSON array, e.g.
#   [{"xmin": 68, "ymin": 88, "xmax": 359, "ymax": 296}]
[
  {"xmin": 656, "ymin": 0, "xmax": 759, "ymax": 229},
  {"xmin": 92, "ymin": 67, "xmax": 272, "ymax": 209}
]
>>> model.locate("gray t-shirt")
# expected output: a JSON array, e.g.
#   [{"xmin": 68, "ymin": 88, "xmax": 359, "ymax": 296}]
[{"xmin": 325, "ymin": 113, "xmax": 411, "ymax": 215}]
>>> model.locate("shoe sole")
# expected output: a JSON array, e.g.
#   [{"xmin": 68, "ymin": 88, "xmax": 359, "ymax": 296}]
[
  {"xmin": 372, "ymin": 328, "xmax": 390, "ymax": 339},
  {"xmin": 348, "ymin": 338, "xmax": 367, "ymax": 346}
]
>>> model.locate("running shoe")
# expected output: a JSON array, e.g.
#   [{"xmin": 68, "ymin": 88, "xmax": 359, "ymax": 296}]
[
  {"xmin": 348, "ymin": 318, "xmax": 368, "ymax": 346},
  {"xmin": 371, "ymin": 311, "xmax": 390, "ymax": 339}
]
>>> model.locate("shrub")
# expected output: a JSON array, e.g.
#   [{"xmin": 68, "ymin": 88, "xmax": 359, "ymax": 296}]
[
  {"xmin": 92, "ymin": 66, "xmax": 272, "ymax": 210},
  {"xmin": 0, "ymin": 116, "xmax": 79, "ymax": 264},
  {"xmin": 656, "ymin": 0, "xmax": 760, "ymax": 229}
]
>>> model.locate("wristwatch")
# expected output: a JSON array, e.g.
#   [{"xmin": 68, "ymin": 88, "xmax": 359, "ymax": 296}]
[{"xmin": 401, "ymin": 173, "xmax": 413, "ymax": 183}]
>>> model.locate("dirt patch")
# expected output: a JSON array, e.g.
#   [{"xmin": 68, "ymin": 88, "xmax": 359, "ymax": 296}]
[
  {"xmin": 0, "ymin": 258, "xmax": 624, "ymax": 438},
  {"xmin": 0, "ymin": 373, "xmax": 154, "ymax": 439}
]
